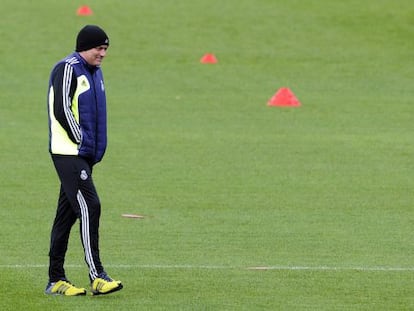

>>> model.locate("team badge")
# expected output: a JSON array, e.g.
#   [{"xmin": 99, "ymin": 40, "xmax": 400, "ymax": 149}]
[{"xmin": 80, "ymin": 170, "xmax": 88, "ymax": 180}]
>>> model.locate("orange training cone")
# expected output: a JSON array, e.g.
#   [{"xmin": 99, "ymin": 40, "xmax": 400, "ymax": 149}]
[
  {"xmin": 200, "ymin": 53, "xmax": 218, "ymax": 64},
  {"xmin": 77, "ymin": 5, "xmax": 93, "ymax": 16},
  {"xmin": 268, "ymin": 87, "xmax": 301, "ymax": 107}
]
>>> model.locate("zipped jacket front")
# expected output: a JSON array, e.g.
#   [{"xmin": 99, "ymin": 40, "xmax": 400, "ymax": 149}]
[{"xmin": 47, "ymin": 52, "xmax": 107, "ymax": 164}]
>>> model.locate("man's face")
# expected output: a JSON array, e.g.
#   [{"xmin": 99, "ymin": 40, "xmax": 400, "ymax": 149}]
[{"xmin": 80, "ymin": 45, "xmax": 108, "ymax": 66}]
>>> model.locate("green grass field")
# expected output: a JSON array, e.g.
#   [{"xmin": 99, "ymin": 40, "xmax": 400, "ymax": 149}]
[{"xmin": 1, "ymin": 0, "xmax": 414, "ymax": 309}]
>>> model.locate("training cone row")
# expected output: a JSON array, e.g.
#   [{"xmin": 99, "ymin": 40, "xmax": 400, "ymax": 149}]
[
  {"xmin": 268, "ymin": 87, "xmax": 301, "ymax": 107},
  {"xmin": 77, "ymin": 5, "xmax": 93, "ymax": 16}
]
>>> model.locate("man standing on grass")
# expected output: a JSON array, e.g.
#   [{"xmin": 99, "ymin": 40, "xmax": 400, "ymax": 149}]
[{"xmin": 45, "ymin": 25, "xmax": 123, "ymax": 296}]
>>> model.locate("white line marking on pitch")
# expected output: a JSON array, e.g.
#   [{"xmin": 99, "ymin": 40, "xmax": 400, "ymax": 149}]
[
  {"xmin": 245, "ymin": 266, "xmax": 414, "ymax": 271},
  {"xmin": 1, "ymin": 264, "xmax": 414, "ymax": 272}
]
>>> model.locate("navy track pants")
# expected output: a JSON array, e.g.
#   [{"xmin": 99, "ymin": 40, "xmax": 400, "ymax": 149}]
[{"xmin": 48, "ymin": 155, "xmax": 104, "ymax": 282}]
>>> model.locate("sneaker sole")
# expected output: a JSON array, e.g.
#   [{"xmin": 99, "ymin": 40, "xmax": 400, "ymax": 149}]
[
  {"xmin": 45, "ymin": 291, "xmax": 87, "ymax": 296},
  {"xmin": 91, "ymin": 283, "xmax": 123, "ymax": 296}
]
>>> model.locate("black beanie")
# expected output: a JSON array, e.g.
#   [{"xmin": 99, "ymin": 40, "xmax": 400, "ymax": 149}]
[{"xmin": 76, "ymin": 25, "xmax": 109, "ymax": 52}]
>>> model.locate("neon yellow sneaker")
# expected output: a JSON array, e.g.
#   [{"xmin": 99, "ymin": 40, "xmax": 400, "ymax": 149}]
[
  {"xmin": 91, "ymin": 272, "xmax": 123, "ymax": 295},
  {"xmin": 45, "ymin": 280, "xmax": 87, "ymax": 296}
]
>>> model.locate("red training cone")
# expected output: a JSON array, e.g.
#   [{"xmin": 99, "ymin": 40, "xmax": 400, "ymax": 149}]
[
  {"xmin": 200, "ymin": 53, "xmax": 218, "ymax": 64},
  {"xmin": 77, "ymin": 5, "xmax": 93, "ymax": 16},
  {"xmin": 268, "ymin": 87, "xmax": 301, "ymax": 107}
]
